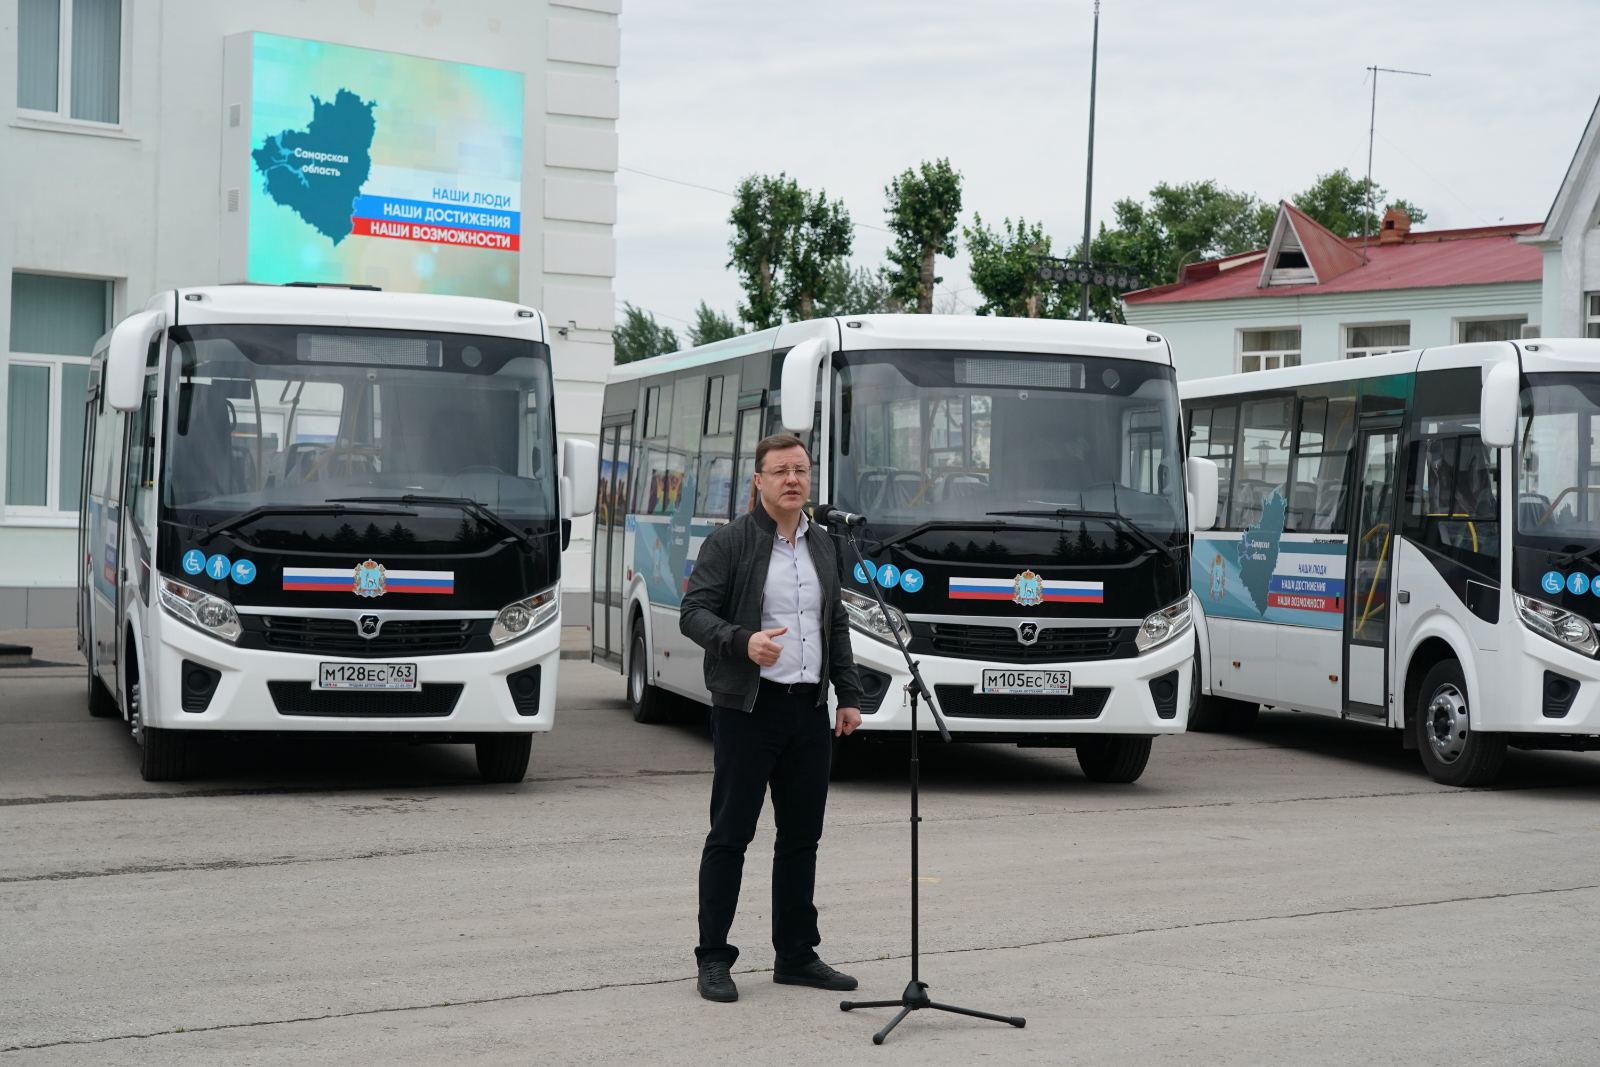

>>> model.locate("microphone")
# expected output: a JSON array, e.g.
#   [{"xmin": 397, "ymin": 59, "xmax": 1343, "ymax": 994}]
[{"xmin": 812, "ymin": 503, "xmax": 868, "ymax": 527}]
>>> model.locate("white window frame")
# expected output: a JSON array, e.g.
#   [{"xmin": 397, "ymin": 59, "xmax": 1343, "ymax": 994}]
[
  {"xmin": 1452, "ymin": 315, "xmax": 1528, "ymax": 345},
  {"xmin": 1343, "ymin": 321, "xmax": 1412, "ymax": 360},
  {"xmin": 4, "ymin": 352, "xmax": 91, "ymax": 526},
  {"xmin": 1585, "ymin": 293, "xmax": 1600, "ymax": 339},
  {"xmin": 1237, "ymin": 327, "xmax": 1301, "ymax": 373},
  {"xmin": 13, "ymin": 0, "xmax": 132, "ymax": 135}
]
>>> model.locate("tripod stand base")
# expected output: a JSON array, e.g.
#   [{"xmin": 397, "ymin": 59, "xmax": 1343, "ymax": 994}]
[{"xmin": 840, "ymin": 979, "xmax": 1025, "ymax": 1044}]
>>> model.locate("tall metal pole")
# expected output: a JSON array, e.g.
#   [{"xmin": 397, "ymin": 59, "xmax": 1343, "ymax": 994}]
[{"xmin": 1079, "ymin": 0, "xmax": 1100, "ymax": 321}]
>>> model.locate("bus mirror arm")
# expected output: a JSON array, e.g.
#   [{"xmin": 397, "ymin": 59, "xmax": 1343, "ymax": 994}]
[
  {"xmin": 1480, "ymin": 359, "xmax": 1520, "ymax": 450},
  {"xmin": 106, "ymin": 310, "xmax": 166, "ymax": 412},
  {"xmin": 1185, "ymin": 456, "xmax": 1219, "ymax": 532},
  {"xmin": 779, "ymin": 337, "xmax": 833, "ymax": 433}
]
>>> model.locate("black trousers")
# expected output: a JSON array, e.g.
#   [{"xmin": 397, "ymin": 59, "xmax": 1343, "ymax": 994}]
[{"xmin": 695, "ymin": 681, "xmax": 832, "ymax": 968}]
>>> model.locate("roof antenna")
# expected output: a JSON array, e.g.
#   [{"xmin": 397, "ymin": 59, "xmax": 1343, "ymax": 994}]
[{"xmin": 1363, "ymin": 64, "xmax": 1430, "ymax": 262}]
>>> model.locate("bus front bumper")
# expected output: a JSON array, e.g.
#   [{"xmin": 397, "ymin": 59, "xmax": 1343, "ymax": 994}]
[
  {"xmin": 847, "ymin": 630, "xmax": 1192, "ymax": 737},
  {"xmin": 145, "ymin": 615, "xmax": 561, "ymax": 734}
]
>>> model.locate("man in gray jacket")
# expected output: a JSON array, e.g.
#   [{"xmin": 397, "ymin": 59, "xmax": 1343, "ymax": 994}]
[{"xmin": 680, "ymin": 433, "xmax": 864, "ymax": 1003}]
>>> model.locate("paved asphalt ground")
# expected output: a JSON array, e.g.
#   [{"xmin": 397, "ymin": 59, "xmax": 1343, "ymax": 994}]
[{"xmin": 3, "ymin": 633, "xmax": 1599, "ymax": 1065}]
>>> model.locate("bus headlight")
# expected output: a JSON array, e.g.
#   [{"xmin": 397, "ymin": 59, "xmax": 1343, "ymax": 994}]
[
  {"xmin": 842, "ymin": 588, "xmax": 908, "ymax": 642},
  {"xmin": 1515, "ymin": 594, "xmax": 1598, "ymax": 656},
  {"xmin": 1136, "ymin": 598, "xmax": 1193, "ymax": 653},
  {"xmin": 492, "ymin": 585, "xmax": 560, "ymax": 646},
  {"xmin": 158, "ymin": 576, "xmax": 241, "ymax": 643}
]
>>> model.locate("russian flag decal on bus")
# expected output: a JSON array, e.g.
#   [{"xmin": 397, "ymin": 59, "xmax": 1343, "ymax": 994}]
[
  {"xmin": 282, "ymin": 564, "xmax": 455, "ymax": 596},
  {"xmin": 947, "ymin": 574, "xmax": 1104, "ymax": 605}
]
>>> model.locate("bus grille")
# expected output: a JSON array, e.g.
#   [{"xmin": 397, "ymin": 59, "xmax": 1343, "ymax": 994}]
[
  {"xmin": 932, "ymin": 685, "xmax": 1110, "ymax": 720},
  {"xmin": 245, "ymin": 616, "xmax": 487, "ymax": 657},
  {"xmin": 267, "ymin": 681, "xmax": 463, "ymax": 718},
  {"xmin": 909, "ymin": 623, "xmax": 1133, "ymax": 664}
]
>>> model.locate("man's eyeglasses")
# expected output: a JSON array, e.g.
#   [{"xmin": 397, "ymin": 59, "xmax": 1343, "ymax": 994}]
[{"xmin": 760, "ymin": 465, "xmax": 812, "ymax": 479}]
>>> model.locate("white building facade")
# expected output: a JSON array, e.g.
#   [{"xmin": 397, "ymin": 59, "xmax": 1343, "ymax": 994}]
[
  {"xmin": 1524, "ymin": 97, "xmax": 1600, "ymax": 339},
  {"xmin": 1, "ymin": 0, "xmax": 619, "ymax": 628}
]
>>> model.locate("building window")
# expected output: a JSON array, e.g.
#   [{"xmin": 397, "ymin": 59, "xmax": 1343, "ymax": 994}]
[
  {"xmin": 5, "ymin": 273, "xmax": 112, "ymax": 516},
  {"xmin": 1345, "ymin": 323, "xmax": 1410, "ymax": 359},
  {"xmin": 1586, "ymin": 294, "xmax": 1600, "ymax": 339},
  {"xmin": 1239, "ymin": 328, "xmax": 1301, "ymax": 373},
  {"xmin": 16, "ymin": 0, "xmax": 123, "ymax": 124},
  {"xmin": 1455, "ymin": 316, "xmax": 1527, "ymax": 344}
]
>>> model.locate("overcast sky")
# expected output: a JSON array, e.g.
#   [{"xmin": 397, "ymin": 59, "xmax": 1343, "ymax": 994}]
[{"xmin": 613, "ymin": 0, "xmax": 1598, "ymax": 333}]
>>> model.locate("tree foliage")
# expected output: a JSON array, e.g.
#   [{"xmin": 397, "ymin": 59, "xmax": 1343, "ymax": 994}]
[
  {"xmin": 814, "ymin": 263, "xmax": 898, "ymax": 317},
  {"xmin": 884, "ymin": 158, "xmax": 963, "ymax": 314},
  {"xmin": 1090, "ymin": 180, "xmax": 1270, "ymax": 294},
  {"xmin": 612, "ymin": 302, "xmax": 679, "ymax": 364},
  {"xmin": 1287, "ymin": 168, "xmax": 1428, "ymax": 239},
  {"xmin": 963, "ymin": 214, "xmax": 1071, "ymax": 318},
  {"xmin": 687, "ymin": 301, "xmax": 740, "ymax": 346},
  {"xmin": 727, "ymin": 172, "xmax": 853, "ymax": 328}
]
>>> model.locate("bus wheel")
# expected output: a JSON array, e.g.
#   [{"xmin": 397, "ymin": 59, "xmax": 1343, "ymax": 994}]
[
  {"xmin": 131, "ymin": 683, "xmax": 194, "ymax": 782},
  {"xmin": 475, "ymin": 734, "xmax": 533, "ymax": 784},
  {"xmin": 1076, "ymin": 736, "xmax": 1153, "ymax": 783},
  {"xmin": 1413, "ymin": 660, "xmax": 1506, "ymax": 787},
  {"xmin": 628, "ymin": 626, "xmax": 670, "ymax": 724},
  {"xmin": 88, "ymin": 665, "xmax": 118, "ymax": 718}
]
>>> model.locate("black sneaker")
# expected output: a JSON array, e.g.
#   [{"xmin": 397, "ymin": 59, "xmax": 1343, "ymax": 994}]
[
  {"xmin": 773, "ymin": 958, "xmax": 858, "ymax": 991},
  {"xmin": 697, "ymin": 961, "xmax": 738, "ymax": 1002}
]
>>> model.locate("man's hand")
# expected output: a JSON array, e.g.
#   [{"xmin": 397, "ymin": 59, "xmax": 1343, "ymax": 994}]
[
  {"xmin": 835, "ymin": 706, "xmax": 862, "ymax": 737},
  {"xmin": 747, "ymin": 627, "xmax": 787, "ymax": 667}
]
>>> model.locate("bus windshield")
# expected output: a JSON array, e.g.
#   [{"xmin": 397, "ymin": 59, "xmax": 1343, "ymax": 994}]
[
  {"xmin": 1518, "ymin": 373, "xmax": 1600, "ymax": 547},
  {"xmin": 832, "ymin": 349, "xmax": 1186, "ymax": 536},
  {"xmin": 160, "ymin": 325, "xmax": 557, "ymax": 530}
]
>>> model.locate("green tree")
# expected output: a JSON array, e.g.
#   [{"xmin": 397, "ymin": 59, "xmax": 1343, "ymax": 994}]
[
  {"xmin": 1090, "ymin": 180, "xmax": 1270, "ymax": 293},
  {"xmin": 884, "ymin": 158, "xmax": 963, "ymax": 314},
  {"xmin": 814, "ymin": 263, "xmax": 897, "ymax": 317},
  {"xmin": 727, "ymin": 173, "xmax": 853, "ymax": 327},
  {"xmin": 1286, "ymin": 168, "xmax": 1427, "ymax": 238},
  {"xmin": 687, "ymin": 301, "xmax": 739, "ymax": 346},
  {"xmin": 964, "ymin": 214, "xmax": 1065, "ymax": 318},
  {"xmin": 612, "ymin": 302, "xmax": 679, "ymax": 364},
  {"xmin": 782, "ymin": 188, "xmax": 854, "ymax": 320}
]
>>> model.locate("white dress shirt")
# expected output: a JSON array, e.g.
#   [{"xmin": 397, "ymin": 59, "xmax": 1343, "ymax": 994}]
[{"xmin": 760, "ymin": 511, "xmax": 823, "ymax": 684}]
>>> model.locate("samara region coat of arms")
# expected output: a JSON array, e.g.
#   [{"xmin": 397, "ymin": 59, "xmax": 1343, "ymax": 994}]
[
  {"xmin": 353, "ymin": 559, "xmax": 387, "ymax": 598},
  {"xmin": 1011, "ymin": 569, "xmax": 1044, "ymax": 607}
]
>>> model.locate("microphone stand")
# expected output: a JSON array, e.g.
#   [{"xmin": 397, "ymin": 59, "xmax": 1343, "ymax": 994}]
[{"xmin": 832, "ymin": 518, "xmax": 1025, "ymax": 1044}]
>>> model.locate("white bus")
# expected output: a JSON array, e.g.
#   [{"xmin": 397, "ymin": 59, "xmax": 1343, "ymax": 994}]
[
  {"xmin": 78, "ymin": 284, "xmax": 597, "ymax": 783},
  {"xmin": 592, "ymin": 315, "xmax": 1218, "ymax": 783},
  {"xmin": 1182, "ymin": 339, "xmax": 1600, "ymax": 786}
]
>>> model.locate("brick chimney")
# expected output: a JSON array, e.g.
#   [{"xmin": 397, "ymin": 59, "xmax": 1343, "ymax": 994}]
[{"xmin": 1378, "ymin": 207, "xmax": 1412, "ymax": 244}]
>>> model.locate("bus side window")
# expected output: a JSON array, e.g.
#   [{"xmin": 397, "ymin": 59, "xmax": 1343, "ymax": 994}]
[
  {"xmin": 1234, "ymin": 396, "xmax": 1292, "ymax": 528},
  {"xmin": 1287, "ymin": 386, "xmax": 1355, "ymax": 532},
  {"xmin": 733, "ymin": 408, "xmax": 762, "ymax": 515},
  {"xmin": 1187, "ymin": 401, "xmax": 1237, "ymax": 527}
]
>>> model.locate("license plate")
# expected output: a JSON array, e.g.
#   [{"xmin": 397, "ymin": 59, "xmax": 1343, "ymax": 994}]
[
  {"xmin": 316, "ymin": 661, "xmax": 418, "ymax": 691},
  {"xmin": 981, "ymin": 668, "xmax": 1072, "ymax": 695}
]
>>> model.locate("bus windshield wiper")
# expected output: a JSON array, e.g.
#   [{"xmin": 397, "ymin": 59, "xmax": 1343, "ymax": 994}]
[
  {"xmin": 865, "ymin": 518, "xmax": 1017, "ymax": 553},
  {"xmin": 199, "ymin": 503, "xmax": 416, "ymax": 545},
  {"xmin": 985, "ymin": 507, "xmax": 1181, "ymax": 561},
  {"xmin": 328, "ymin": 494, "xmax": 538, "ymax": 548}
]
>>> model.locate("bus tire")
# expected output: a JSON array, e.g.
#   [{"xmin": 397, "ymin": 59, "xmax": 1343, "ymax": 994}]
[
  {"xmin": 1413, "ymin": 659, "xmax": 1506, "ymax": 787},
  {"xmin": 1076, "ymin": 735, "xmax": 1153, "ymax": 783},
  {"xmin": 476, "ymin": 734, "xmax": 533, "ymax": 784},
  {"xmin": 628, "ymin": 625, "xmax": 670, "ymax": 724},
  {"xmin": 88, "ymin": 667, "xmax": 118, "ymax": 718},
  {"xmin": 140, "ymin": 729, "xmax": 193, "ymax": 782}
]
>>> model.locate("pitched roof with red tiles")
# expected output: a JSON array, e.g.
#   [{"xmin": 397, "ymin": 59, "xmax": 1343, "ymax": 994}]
[{"xmin": 1124, "ymin": 215, "xmax": 1542, "ymax": 306}]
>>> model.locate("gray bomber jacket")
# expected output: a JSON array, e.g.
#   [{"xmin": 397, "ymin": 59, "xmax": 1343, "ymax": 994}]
[{"xmin": 679, "ymin": 504, "xmax": 865, "ymax": 713}]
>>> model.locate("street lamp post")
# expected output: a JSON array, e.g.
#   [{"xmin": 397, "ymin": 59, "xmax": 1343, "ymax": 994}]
[{"xmin": 1080, "ymin": 0, "xmax": 1101, "ymax": 320}]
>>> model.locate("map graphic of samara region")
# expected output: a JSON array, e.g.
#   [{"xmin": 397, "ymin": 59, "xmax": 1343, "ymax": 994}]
[{"xmin": 251, "ymin": 88, "xmax": 376, "ymax": 244}]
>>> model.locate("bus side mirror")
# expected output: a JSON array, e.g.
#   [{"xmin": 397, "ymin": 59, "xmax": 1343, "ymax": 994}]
[
  {"xmin": 1185, "ymin": 456, "xmax": 1219, "ymax": 532},
  {"xmin": 1481, "ymin": 359, "xmax": 1520, "ymax": 449},
  {"xmin": 562, "ymin": 438, "xmax": 598, "ymax": 518},
  {"xmin": 780, "ymin": 337, "xmax": 831, "ymax": 433},
  {"xmin": 106, "ymin": 310, "xmax": 165, "ymax": 412}
]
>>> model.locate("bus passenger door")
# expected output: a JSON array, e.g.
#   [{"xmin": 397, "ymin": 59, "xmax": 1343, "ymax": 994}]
[
  {"xmin": 1344, "ymin": 423, "xmax": 1400, "ymax": 714},
  {"xmin": 591, "ymin": 416, "xmax": 633, "ymax": 668}
]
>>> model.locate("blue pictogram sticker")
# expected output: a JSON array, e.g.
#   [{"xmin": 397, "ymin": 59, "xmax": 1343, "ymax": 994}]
[
  {"xmin": 853, "ymin": 560, "xmax": 877, "ymax": 585},
  {"xmin": 1569, "ymin": 572, "xmax": 1591, "ymax": 596},
  {"xmin": 181, "ymin": 549, "xmax": 206, "ymax": 576},
  {"xmin": 1542, "ymin": 571, "xmax": 1566, "ymax": 595},
  {"xmin": 231, "ymin": 559, "xmax": 257, "ymax": 586},
  {"xmin": 876, "ymin": 564, "xmax": 901, "ymax": 589},
  {"xmin": 899, "ymin": 568, "xmax": 924, "ymax": 594},
  {"xmin": 205, "ymin": 554, "xmax": 232, "ymax": 582}
]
